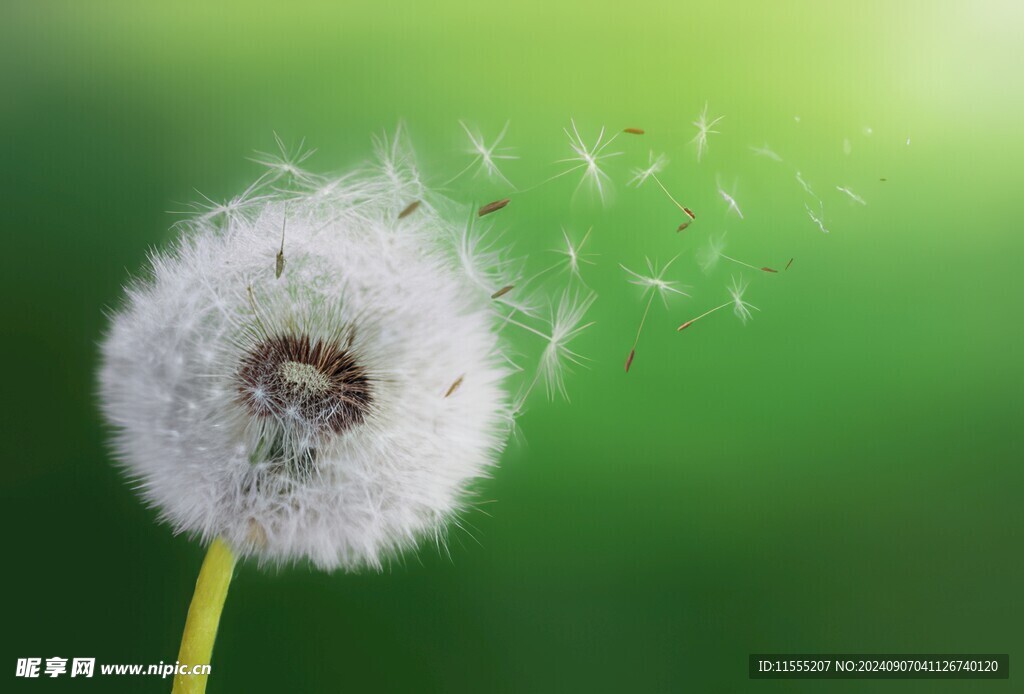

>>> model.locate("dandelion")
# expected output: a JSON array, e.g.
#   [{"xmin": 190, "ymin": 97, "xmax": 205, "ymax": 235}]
[
  {"xmin": 621, "ymin": 257, "xmax": 688, "ymax": 372},
  {"xmin": 690, "ymin": 102, "xmax": 723, "ymax": 162},
  {"xmin": 99, "ymin": 130, "xmax": 576, "ymax": 692},
  {"xmin": 506, "ymin": 291, "xmax": 596, "ymax": 405},
  {"xmin": 630, "ymin": 151, "xmax": 695, "ymax": 224},
  {"xmin": 698, "ymin": 234, "xmax": 777, "ymax": 273},
  {"xmin": 836, "ymin": 185, "xmax": 866, "ymax": 205},
  {"xmin": 677, "ymin": 276, "xmax": 759, "ymax": 330},
  {"xmin": 447, "ymin": 120, "xmax": 518, "ymax": 187},
  {"xmin": 805, "ymin": 201, "xmax": 830, "ymax": 234},
  {"xmin": 749, "ymin": 143, "xmax": 783, "ymax": 162},
  {"xmin": 716, "ymin": 177, "xmax": 744, "ymax": 219},
  {"xmin": 552, "ymin": 120, "xmax": 623, "ymax": 204}
]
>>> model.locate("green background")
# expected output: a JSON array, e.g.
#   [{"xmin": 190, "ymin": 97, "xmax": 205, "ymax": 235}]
[{"xmin": 2, "ymin": 1, "xmax": 1021, "ymax": 691}]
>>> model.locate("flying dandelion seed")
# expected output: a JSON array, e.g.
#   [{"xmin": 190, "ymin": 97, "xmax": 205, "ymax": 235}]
[
  {"xmin": 795, "ymin": 171, "xmax": 818, "ymax": 199},
  {"xmin": 623, "ymin": 127, "xmax": 645, "ymax": 135},
  {"xmin": 836, "ymin": 185, "xmax": 866, "ymax": 205},
  {"xmin": 716, "ymin": 178, "xmax": 744, "ymax": 219},
  {"xmin": 698, "ymin": 234, "xmax": 777, "ymax": 273},
  {"xmin": 521, "ymin": 226, "xmax": 597, "ymax": 288},
  {"xmin": 490, "ymin": 285, "xmax": 515, "ymax": 299},
  {"xmin": 690, "ymin": 102, "xmax": 723, "ymax": 162},
  {"xmin": 805, "ymin": 201, "xmax": 830, "ymax": 233},
  {"xmin": 551, "ymin": 120, "xmax": 623, "ymax": 204},
  {"xmin": 478, "ymin": 198, "xmax": 511, "ymax": 216},
  {"xmin": 505, "ymin": 291, "xmax": 596, "ymax": 406},
  {"xmin": 749, "ymin": 144, "xmax": 783, "ymax": 162},
  {"xmin": 629, "ymin": 151, "xmax": 695, "ymax": 223},
  {"xmin": 678, "ymin": 276, "xmax": 759, "ymax": 330},
  {"xmin": 446, "ymin": 120, "xmax": 518, "ymax": 187},
  {"xmin": 621, "ymin": 257, "xmax": 688, "ymax": 372}
]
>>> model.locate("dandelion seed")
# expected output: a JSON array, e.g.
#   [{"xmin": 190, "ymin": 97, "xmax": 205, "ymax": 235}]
[
  {"xmin": 630, "ymin": 151, "xmax": 695, "ymax": 223},
  {"xmin": 836, "ymin": 185, "xmax": 866, "ymax": 205},
  {"xmin": 786, "ymin": 257, "xmax": 794, "ymax": 271},
  {"xmin": 690, "ymin": 102, "xmax": 723, "ymax": 162},
  {"xmin": 680, "ymin": 279, "xmax": 756, "ymax": 328},
  {"xmin": 553, "ymin": 226, "xmax": 595, "ymax": 281},
  {"xmin": 398, "ymin": 200, "xmax": 421, "ymax": 219},
  {"xmin": 491, "ymin": 285, "xmax": 515, "ymax": 299},
  {"xmin": 275, "ymin": 207, "xmax": 287, "ymax": 279},
  {"xmin": 677, "ymin": 221, "xmax": 690, "ymax": 233},
  {"xmin": 508, "ymin": 292, "xmax": 596, "ymax": 404},
  {"xmin": 444, "ymin": 375, "xmax": 465, "ymax": 398},
  {"xmin": 623, "ymin": 127, "xmax": 645, "ymax": 135},
  {"xmin": 621, "ymin": 257, "xmax": 688, "ymax": 372},
  {"xmin": 698, "ymin": 234, "xmax": 776, "ymax": 273},
  {"xmin": 250, "ymin": 132, "xmax": 317, "ymax": 184},
  {"xmin": 628, "ymin": 150, "xmax": 668, "ymax": 188},
  {"xmin": 553, "ymin": 120, "xmax": 623, "ymax": 204},
  {"xmin": 447, "ymin": 121, "xmax": 518, "ymax": 187},
  {"xmin": 749, "ymin": 143, "xmax": 783, "ymax": 162},
  {"xmin": 716, "ymin": 177, "xmax": 744, "ymax": 219},
  {"xmin": 478, "ymin": 198, "xmax": 510, "ymax": 216},
  {"xmin": 805, "ymin": 202, "xmax": 829, "ymax": 234},
  {"xmin": 677, "ymin": 276, "xmax": 759, "ymax": 331}
]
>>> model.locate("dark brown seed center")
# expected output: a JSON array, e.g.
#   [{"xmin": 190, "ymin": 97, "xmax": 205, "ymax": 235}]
[{"xmin": 236, "ymin": 333, "xmax": 372, "ymax": 435}]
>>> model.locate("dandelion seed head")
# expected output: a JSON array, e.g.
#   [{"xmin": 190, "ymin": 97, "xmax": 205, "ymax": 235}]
[{"xmin": 99, "ymin": 131, "xmax": 553, "ymax": 571}]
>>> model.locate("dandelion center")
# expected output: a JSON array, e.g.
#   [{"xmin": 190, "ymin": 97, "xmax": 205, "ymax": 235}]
[{"xmin": 236, "ymin": 334, "xmax": 372, "ymax": 435}]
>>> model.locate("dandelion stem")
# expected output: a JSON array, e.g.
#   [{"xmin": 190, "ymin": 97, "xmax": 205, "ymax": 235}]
[
  {"xmin": 678, "ymin": 302, "xmax": 729, "ymax": 330},
  {"xmin": 650, "ymin": 173, "xmax": 688, "ymax": 213},
  {"xmin": 720, "ymin": 253, "xmax": 761, "ymax": 272},
  {"xmin": 172, "ymin": 538, "xmax": 236, "ymax": 694},
  {"xmin": 632, "ymin": 292, "xmax": 656, "ymax": 353}
]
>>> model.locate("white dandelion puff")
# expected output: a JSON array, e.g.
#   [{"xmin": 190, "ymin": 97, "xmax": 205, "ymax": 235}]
[
  {"xmin": 621, "ymin": 256, "xmax": 688, "ymax": 372},
  {"xmin": 677, "ymin": 276, "xmax": 759, "ymax": 331},
  {"xmin": 447, "ymin": 120, "xmax": 518, "ymax": 187},
  {"xmin": 554, "ymin": 119, "xmax": 623, "ymax": 204},
  {"xmin": 690, "ymin": 102, "xmax": 723, "ymax": 162},
  {"xmin": 716, "ymin": 177, "xmax": 744, "ymax": 219},
  {"xmin": 508, "ymin": 291, "xmax": 596, "ymax": 406},
  {"xmin": 98, "ymin": 133, "xmax": 565, "ymax": 572},
  {"xmin": 628, "ymin": 150, "xmax": 668, "ymax": 187}
]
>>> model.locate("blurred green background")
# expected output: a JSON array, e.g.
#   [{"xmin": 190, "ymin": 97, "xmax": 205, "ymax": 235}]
[{"xmin": 2, "ymin": 1, "xmax": 1021, "ymax": 691}]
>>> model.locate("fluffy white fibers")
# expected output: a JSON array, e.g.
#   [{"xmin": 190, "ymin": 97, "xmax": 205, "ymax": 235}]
[{"xmin": 99, "ymin": 132, "xmax": 528, "ymax": 570}]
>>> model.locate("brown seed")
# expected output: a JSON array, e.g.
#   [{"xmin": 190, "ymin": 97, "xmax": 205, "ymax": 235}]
[
  {"xmin": 624, "ymin": 349, "xmax": 635, "ymax": 373},
  {"xmin": 623, "ymin": 127, "xmax": 645, "ymax": 135},
  {"xmin": 275, "ymin": 251, "xmax": 285, "ymax": 279},
  {"xmin": 445, "ymin": 375, "xmax": 465, "ymax": 398},
  {"xmin": 761, "ymin": 267, "xmax": 778, "ymax": 273},
  {"xmin": 677, "ymin": 320, "xmax": 694, "ymax": 332},
  {"xmin": 490, "ymin": 285, "xmax": 514, "ymax": 299},
  {"xmin": 398, "ymin": 200, "xmax": 421, "ymax": 219},
  {"xmin": 677, "ymin": 221, "xmax": 690, "ymax": 232},
  {"xmin": 478, "ymin": 198, "xmax": 510, "ymax": 217},
  {"xmin": 683, "ymin": 207, "xmax": 696, "ymax": 220},
  {"xmin": 785, "ymin": 257, "xmax": 794, "ymax": 271}
]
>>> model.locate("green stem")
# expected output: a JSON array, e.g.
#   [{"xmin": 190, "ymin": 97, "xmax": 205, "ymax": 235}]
[{"xmin": 172, "ymin": 538, "xmax": 236, "ymax": 694}]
